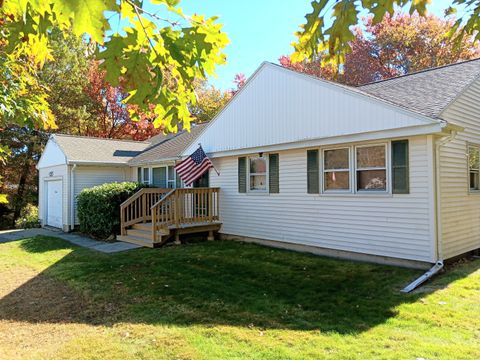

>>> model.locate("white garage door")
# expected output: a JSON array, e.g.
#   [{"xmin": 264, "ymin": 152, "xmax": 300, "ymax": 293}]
[{"xmin": 46, "ymin": 180, "xmax": 63, "ymax": 228}]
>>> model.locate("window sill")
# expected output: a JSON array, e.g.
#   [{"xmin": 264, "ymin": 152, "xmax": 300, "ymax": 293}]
[
  {"xmin": 319, "ymin": 192, "xmax": 393, "ymax": 198},
  {"xmin": 246, "ymin": 191, "xmax": 269, "ymax": 196}
]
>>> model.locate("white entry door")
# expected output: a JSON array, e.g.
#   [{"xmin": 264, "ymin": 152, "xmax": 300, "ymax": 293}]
[{"xmin": 46, "ymin": 180, "xmax": 63, "ymax": 228}]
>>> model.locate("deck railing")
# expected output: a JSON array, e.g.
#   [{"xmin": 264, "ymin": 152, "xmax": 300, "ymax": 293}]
[
  {"xmin": 120, "ymin": 188, "xmax": 170, "ymax": 235},
  {"xmin": 151, "ymin": 187, "xmax": 220, "ymax": 242}
]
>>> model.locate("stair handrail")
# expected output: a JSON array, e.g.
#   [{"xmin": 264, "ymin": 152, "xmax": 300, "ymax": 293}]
[
  {"xmin": 120, "ymin": 187, "xmax": 169, "ymax": 235},
  {"xmin": 150, "ymin": 188, "xmax": 176, "ymax": 210},
  {"xmin": 120, "ymin": 187, "xmax": 146, "ymax": 209},
  {"xmin": 151, "ymin": 188, "xmax": 177, "ymax": 242}
]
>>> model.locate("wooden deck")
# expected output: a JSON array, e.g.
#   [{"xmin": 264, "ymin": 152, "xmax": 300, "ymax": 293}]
[{"xmin": 119, "ymin": 187, "xmax": 221, "ymax": 248}]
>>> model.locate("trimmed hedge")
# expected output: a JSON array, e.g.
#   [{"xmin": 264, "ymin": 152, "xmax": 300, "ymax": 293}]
[{"xmin": 77, "ymin": 182, "xmax": 144, "ymax": 240}]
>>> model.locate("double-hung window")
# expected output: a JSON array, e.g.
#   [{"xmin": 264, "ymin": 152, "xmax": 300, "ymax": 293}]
[
  {"xmin": 469, "ymin": 145, "xmax": 480, "ymax": 191},
  {"xmin": 355, "ymin": 144, "xmax": 387, "ymax": 191},
  {"xmin": 249, "ymin": 156, "xmax": 267, "ymax": 191},
  {"xmin": 323, "ymin": 148, "xmax": 350, "ymax": 191}
]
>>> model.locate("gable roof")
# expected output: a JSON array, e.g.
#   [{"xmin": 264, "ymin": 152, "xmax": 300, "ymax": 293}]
[
  {"xmin": 52, "ymin": 134, "xmax": 150, "ymax": 165},
  {"xmin": 128, "ymin": 123, "xmax": 207, "ymax": 165},
  {"xmin": 358, "ymin": 58, "xmax": 480, "ymax": 119},
  {"xmin": 183, "ymin": 62, "xmax": 447, "ymax": 156}
]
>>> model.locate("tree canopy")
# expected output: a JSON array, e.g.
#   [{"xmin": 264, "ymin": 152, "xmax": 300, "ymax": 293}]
[
  {"xmin": 282, "ymin": 12, "xmax": 480, "ymax": 85},
  {"xmin": 0, "ymin": 0, "xmax": 229, "ymax": 133},
  {"xmin": 293, "ymin": 0, "xmax": 480, "ymax": 66}
]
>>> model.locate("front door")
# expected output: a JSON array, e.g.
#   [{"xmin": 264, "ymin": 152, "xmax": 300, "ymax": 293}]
[
  {"xmin": 46, "ymin": 180, "xmax": 63, "ymax": 228},
  {"xmin": 193, "ymin": 171, "xmax": 209, "ymax": 188}
]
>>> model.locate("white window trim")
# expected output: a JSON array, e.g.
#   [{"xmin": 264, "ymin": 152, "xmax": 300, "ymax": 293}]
[
  {"xmin": 142, "ymin": 167, "xmax": 150, "ymax": 185},
  {"xmin": 322, "ymin": 147, "xmax": 351, "ymax": 193},
  {"xmin": 247, "ymin": 155, "xmax": 269, "ymax": 193},
  {"xmin": 468, "ymin": 143, "xmax": 480, "ymax": 194},
  {"xmin": 141, "ymin": 165, "xmax": 177, "ymax": 188},
  {"xmin": 315, "ymin": 141, "xmax": 391, "ymax": 196},
  {"xmin": 354, "ymin": 143, "xmax": 389, "ymax": 193}
]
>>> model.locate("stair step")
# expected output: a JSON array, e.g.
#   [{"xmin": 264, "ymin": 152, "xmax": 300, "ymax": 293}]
[
  {"xmin": 127, "ymin": 228, "xmax": 153, "ymax": 240},
  {"xmin": 117, "ymin": 235, "xmax": 154, "ymax": 248},
  {"xmin": 132, "ymin": 223, "xmax": 152, "ymax": 231},
  {"xmin": 132, "ymin": 222, "xmax": 169, "ymax": 235}
]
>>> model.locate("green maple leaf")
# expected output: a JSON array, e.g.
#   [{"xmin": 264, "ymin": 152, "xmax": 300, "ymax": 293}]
[{"xmin": 52, "ymin": 0, "xmax": 117, "ymax": 44}]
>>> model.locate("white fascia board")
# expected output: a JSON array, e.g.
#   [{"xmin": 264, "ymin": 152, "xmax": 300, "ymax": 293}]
[
  {"xmin": 67, "ymin": 160, "xmax": 130, "ymax": 167},
  {"xmin": 128, "ymin": 157, "xmax": 180, "ymax": 167},
  {"xmin": 207, "ymin": 123, "xmax": 446, "ymax": 158}
]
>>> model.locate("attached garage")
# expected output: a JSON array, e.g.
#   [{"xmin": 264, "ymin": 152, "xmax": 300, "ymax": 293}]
[{"xmin": 37, "ymin": 134, "xmax": 149, "ymax": 231}]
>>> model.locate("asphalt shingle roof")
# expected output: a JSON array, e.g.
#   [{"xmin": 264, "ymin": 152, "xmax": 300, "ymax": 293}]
[
  {"xmin": 358, "ymin": 58, "xmax": 480, "ymax": 119},
  {"xmin": 128, "ymin": 123, "xmax": 208, "ymax": 165},
  {"xmin": 53, "ymin": 135, "xmax": 151, "ymax": 164}
]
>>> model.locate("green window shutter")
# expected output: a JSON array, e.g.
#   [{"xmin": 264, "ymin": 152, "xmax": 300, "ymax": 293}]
[
  {"xmin": 269, "ymin": 153, "xmax": 279, "ymax": 193},
  {"xmin": 392, "ymin": 140, "xmax": 409, "ymax": 194},
  {"xmin": 307, "ymin": 150, "xmax": 319, "ymax": 194},
  {"xmin": 238, "ymin": 157, "xmax": 247, "ymax": 193},
  {"xmin": 137, "ymin": 167, "xmax": 141, "ymax": 182}
]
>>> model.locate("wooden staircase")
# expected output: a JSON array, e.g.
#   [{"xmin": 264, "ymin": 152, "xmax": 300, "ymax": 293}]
[{"xmin": 118, "ymin": 187, "xmax": 221, "ymax": 248}]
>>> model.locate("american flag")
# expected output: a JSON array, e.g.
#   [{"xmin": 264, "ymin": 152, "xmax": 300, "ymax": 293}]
[{"xmin": 175, "ymin": 145, "xmax": 218, "ymax": 186}]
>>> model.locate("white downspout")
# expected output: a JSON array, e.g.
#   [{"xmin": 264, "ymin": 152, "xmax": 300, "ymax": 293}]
[
  {"xmin": 70, "ymin": 164, "xmax": 77, "ymax": 231},
  {"xmin": 401, "ymin": 130, "xmax": 457, "ymax": 293}
]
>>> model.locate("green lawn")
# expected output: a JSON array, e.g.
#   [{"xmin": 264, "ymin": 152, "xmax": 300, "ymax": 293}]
[{"xmin": 0, "ymin": 236, "xmax": 479, "ymax": 359}]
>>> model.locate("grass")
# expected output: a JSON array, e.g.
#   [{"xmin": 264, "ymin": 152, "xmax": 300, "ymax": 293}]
[{"xmin": 0, "ymin": 236, "xmax": 479, "ymax": 359}]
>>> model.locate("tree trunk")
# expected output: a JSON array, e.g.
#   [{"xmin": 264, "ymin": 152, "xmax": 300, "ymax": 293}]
[{"xmin": 12, "ymin": 140, "xmax": 34, "ymax": 226}]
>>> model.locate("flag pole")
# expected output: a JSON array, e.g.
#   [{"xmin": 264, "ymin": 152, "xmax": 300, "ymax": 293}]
[{"xmin": 199, "ymin": 143, "xmax": 220, "ymax": 176}]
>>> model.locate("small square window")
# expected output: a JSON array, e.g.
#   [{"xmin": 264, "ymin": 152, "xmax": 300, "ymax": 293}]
[{"xmin": 249, "ymin": 156, "xmax": 267, "ymax": 191}]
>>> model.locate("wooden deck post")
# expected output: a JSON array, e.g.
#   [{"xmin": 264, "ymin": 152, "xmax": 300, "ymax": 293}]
[
  {"xmin": 174, "ymin": 231, "xmax": 181, "ymax": 245},
  {"xmin": 207, "ymin": 230, "xmax": 214, "ymax": 241}
]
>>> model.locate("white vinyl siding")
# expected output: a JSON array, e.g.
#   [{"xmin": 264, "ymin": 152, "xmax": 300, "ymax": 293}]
[
  {"xmin": 211, "ymin": 136, "xmax": 435, "ymax": 262},
  {"xmin": 438, "ymin": 78, "xmax": 480, "ymax": 259},
  {"xmin": 73, "ymin": 166, "xmax": 131, "ymax": 224}
]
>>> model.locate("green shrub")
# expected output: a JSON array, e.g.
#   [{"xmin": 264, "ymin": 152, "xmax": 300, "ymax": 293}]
[
  {"xmin": 77, "ymin": 182, "xmax": 144, "ymax": 240},
  {"xmin": 15, "ymin": 204, "xmax": 40, "ymax": 229}
]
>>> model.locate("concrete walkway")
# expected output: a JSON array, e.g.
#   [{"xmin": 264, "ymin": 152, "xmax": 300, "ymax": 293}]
[{"xmin": 0, "ymin": 228, "xmax": 142, "ymax": 253}]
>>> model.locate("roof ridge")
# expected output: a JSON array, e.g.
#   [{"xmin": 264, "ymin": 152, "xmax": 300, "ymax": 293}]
[
  {"xmin": 53, "ymin": 133, "xmax": 145, "ymax": 144},
  {"xmin": 358, "ymin": 57, "xmax": 480, "ymax": 87}
]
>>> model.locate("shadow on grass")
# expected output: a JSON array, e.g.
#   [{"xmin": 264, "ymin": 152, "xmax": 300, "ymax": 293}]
[
  {"xmin": 1, "ymin": 236, "xmax": 478, "ymax": 333},
  {"xmin": 19, "ymin": 236, "xmax": 74, "ymax": 253}
]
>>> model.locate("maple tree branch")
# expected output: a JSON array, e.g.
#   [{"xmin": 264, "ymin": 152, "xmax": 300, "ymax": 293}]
[
  {"xmin": 124, "ymin": 0, "xmax": 182, "ymax": 27},
  {"xmin": 126, "ymin": 0, "xmax": 160, "ymax": 59}
]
